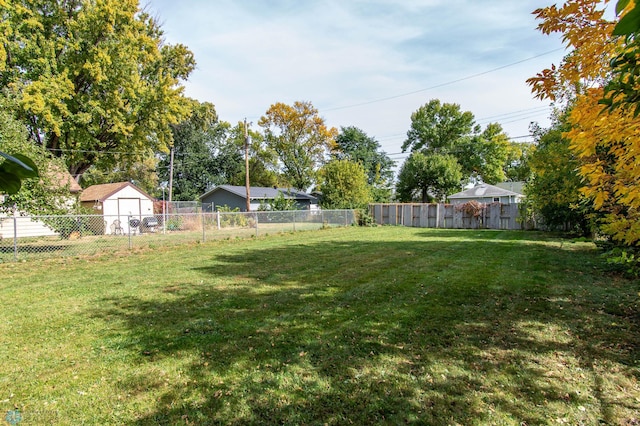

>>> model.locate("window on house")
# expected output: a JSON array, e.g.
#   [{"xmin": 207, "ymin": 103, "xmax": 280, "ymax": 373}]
[{"xmin": 493, "ymin": 197, "xmax": 500, "ymax": 202}]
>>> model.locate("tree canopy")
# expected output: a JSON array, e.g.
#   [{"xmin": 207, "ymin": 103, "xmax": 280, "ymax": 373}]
[
  {"xmin": 399, "ymin": 99, "xmax": 515, "ymax": 192},
  {"xmin": 259, "ymin": 101, "xmax": 337, "ymax": 191},
  {"xmin": 318, "ymin": 160, "xmax": 372, "ymax": 209},
  {"xmin": 395, "ymin": 152, "xmax": 462, "ymax": 203},
  {"xmin": 524, "ymin": 117, "xmax": 591, "ymax": 235},
  {"xmin": 333, "ymin": 126, "xmax": 393, "ymax": 202},
  {"xmin": 2, "ymin": 0, "xmax": 195, "ymax": 179},
  {"xmin": 529, "ymin": 0, "xmax": 640, "ymax": 247},
  {"xmin": 0, "ymin": 100, "xmax": 71, "ymax": 215}
]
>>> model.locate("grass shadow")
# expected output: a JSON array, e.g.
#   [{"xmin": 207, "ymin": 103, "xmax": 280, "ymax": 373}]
[{"xmin": 88, "ymin": 229, "xmax": 640, "ymax": 425}]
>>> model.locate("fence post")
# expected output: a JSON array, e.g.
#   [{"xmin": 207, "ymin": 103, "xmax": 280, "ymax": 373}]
[
  {"xmin": 12, "ymin": 207, "xmax": 18, "ymax": 261},
  {"xmin": 217, "ymin": 212, "xmax": 221, "ymax": 230},
  {"xmin": 292, "ymin": 211, "xmax": 296, "ymax": 232},
  {"xmin": 202, "ymin": 212, "xmax": 206, "ymax": 242},
  {"xmin": 128, "ymin": 215, "xmax": 132, "ymax": 250},
  {"xmin": 255, "ymin": 212, "xmax": 259, "ymax": 237}
]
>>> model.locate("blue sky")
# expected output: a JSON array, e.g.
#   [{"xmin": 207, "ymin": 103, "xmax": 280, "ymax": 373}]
[{"xmin": 146, "ymin": 1, "xmax": 573, "ymax": 165}]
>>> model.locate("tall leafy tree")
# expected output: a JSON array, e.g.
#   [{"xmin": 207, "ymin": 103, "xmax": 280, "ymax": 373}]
[
  {"xmin": 457, "ymin": 123, "xmax": 511, "ymax": 184},
  {"xmin": 0, "ymin": 100, "xmax": 71, "ymax": 215},
  {"xmin": 525, "ymin": 119, "xmax": 592, "ymax": 234},
  {"xmin": 2, "ymin": 0, "xmax": 195, "ymax": 178},
  {"xmin": 158, "ymin": 103, "xmax": 243, "ymax": 201},
  {"xmin": 318, "ymin": 160, "xmax": 372, "ymax": 209},
  {"xmin": 402, "ymin": 99, "xmax": 476, "ymax": 154},
  {"xmin": 226, "ymin": 122, "xmax": 280, "ymax": 188},
  {"xmin": 402, "ymin": 99, "xmax": 512, "ymax": 185},
  {"xmin": 504, "ymin": 141, "xmax": 535, "ymax": 182},
  {"xmin": 395, "ymin": 152, "xmax": 462, "ymax": 203},
  {"xmin": 333, "ymin": 126, "xmax": 394, "ymax": 202},
  {"xmin": 529, "ymin": 0, "xmax": 640, "ymax": 246},
  {"xmin": 258, "ymin": 101, "xmax": 337, "ymax": 191}
]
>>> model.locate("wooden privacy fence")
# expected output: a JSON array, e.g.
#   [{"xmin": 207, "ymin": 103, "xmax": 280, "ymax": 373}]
[{"xmin": 369, "ymin": 203, "xmax": 530, "ymax": 230}]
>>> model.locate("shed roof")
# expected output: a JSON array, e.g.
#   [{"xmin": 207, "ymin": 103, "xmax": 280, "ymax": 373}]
[
  {"xmin": 80, "ymin": 182, "xmax": 154, "ymax": 202},
  {"xmin": 449, "ymin": 184, "xmax": 520, "ymax": 199},
  {"xmin": 201, "ymin": 185, "xmax": 317, "ymax": 202}
]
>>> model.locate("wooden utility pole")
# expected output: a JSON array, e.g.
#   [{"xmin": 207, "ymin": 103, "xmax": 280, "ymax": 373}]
[{"xmin": 244, "ymin": 118, "xmax": 251, "ymax": 212}]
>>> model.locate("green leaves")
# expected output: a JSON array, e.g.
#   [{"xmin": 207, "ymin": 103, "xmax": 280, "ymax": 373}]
[
  {"xmin": 0, "ymin": 151, "xmax": 39, "ymax": 194},
  {"xmin": 613, "ymin": 0, "xmax": 640, "ymax": 35}
]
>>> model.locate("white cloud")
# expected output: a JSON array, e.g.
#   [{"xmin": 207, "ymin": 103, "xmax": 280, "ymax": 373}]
[{"xmin": 148, "ymin": 0, "xmax": 567, "ymax": 158}]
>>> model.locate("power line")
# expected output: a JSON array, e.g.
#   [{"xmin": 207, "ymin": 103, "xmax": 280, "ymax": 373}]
[{"xmin": 321, "ymin": 48, "xmax": 565, "ymax": 112}]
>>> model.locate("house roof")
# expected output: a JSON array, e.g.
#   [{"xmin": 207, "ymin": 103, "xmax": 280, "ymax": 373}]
[
  {"xmin": 495, "ymin": 181, "xmax": 525, "ymax": 195},
  {"xmin": 449, "ymin": 183, "xmax": 520, "ymax": 199},
  {"xmin": 80, "ymin": 182, "xmax": 154, "ymax": 202},
  {"xmin": 200, "ymin": 185, "xmax": 317, "ymax": 202},
  {"xmin": 43, "ymin": 165, "xmax": 82, "ymax": 193}
]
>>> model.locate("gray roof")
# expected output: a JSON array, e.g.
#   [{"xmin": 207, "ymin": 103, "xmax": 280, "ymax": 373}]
[
  {"xmin": 449, "ymin": 184, "xmax": 520, "ymax": 199},
  {"xmin": 200, "ymin": 185, "xmax": 317, "ymax": 202},
  {"xmin": 495, "ymin": 181, "xmax": 525, "ymax": 195}
]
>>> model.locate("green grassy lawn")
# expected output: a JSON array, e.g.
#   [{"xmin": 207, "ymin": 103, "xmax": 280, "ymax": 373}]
[{"xmin": 0, "ymin": 227, "xmax": 638, "ymax": 425}]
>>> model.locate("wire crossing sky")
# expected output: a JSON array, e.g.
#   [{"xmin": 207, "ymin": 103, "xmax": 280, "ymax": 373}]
[{"xmin": 148, "ymin": 1, "xmax": 569, "ymax": 161}]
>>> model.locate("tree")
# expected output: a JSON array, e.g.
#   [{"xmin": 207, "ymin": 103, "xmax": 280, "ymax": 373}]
[
  {"xmin": 258, "ymin": 101, "xmax": 337, "ymax": 191},
  {"xmin": 0, "ymin": 103, "xmax": 71, "ymax": 215},
  {"xmin": 402, "ymin": 99, "xmax": 513, "ymax": 185},
  {"xmin": 402, "ymin": 99, "xmax": 476, "ymax": 154},
  {"xmin": 157, "ymin": 104, "xmax": 244, "ymax": 201},
  {"xmin": 2, "ymin": 0, "xmax": 195, "ymax": 178},
  {"xmin": 80, "ymin": 154, "xmax": 160, "ymax": 195},
  {"xmin": 333, "ymin": 126, "xmax": 394, "ymax": 202},
  {"xmin": 226, "ymin": 122, "xmax": 280, "ymax": 189},
  {"xmin": 457, "ymin": 123, "xmax": 511, "ymax": 184},
  {"xmin": 318, "ymin": 160, "xmax": 372, "ymax": 209},
  {"xmin": 504, "ymin": 141, "xmax": 535, "ymax": 182},
  {"xmin": 395, "ymin": 153, "xmax": 462, "ymax": 203},
  {"xmin": 529, "ymin": 0, "xmax": 640, "ymax": 246},
  {"xmin": 525, "ymin": 118, "xmax": 592, "ymax": 234}
]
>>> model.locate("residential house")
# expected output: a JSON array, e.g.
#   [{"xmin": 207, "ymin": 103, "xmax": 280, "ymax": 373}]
[
  {"xmin": 200, "ymin": 185, "xmax": 318, "ymax": 212},
  {"xmin": 448, "ymin": 183, "xmax": 523, "ymax": 205}
]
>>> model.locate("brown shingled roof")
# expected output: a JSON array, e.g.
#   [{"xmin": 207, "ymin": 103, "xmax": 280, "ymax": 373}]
[
  {"xmin": 79, "ymin": 182, "xmax": 132, "ymax": 202},
  {"xmin": 46, "ymin": 165, "xmax": 82, "ymax": 193}
]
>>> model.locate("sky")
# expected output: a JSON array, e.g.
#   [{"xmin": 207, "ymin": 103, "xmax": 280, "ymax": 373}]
[{"xmin": 145, "ymin": 1, "xmax": 572, "ymax": 168}]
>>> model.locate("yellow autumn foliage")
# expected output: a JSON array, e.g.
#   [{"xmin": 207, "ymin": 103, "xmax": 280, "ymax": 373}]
[{"xmin": 530, "ymin": 0, "xmax": 640, "ymax": 245}]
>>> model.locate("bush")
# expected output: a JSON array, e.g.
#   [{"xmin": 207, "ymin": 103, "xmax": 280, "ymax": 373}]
[{"xmin": 217, "ymin": 205, "xmax": 248, "ymax": 227}]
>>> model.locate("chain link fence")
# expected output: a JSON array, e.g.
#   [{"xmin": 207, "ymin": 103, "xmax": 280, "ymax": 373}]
[{"xmin": 0, "ymin": 209, "xmax": 356, "ymax": 262}]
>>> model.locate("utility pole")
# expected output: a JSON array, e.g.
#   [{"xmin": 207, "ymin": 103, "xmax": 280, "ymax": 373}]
[
  {"xmin": 244, "ymin": 118, "xmax": 251, "ymax": 212},
  {"xmin": 168, "ymin": 147, "xmax": 174, "ymax": 203}
]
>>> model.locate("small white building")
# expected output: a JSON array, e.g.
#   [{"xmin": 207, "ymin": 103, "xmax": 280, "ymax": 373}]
[{"xmin": 80, "ymin": 182, "xmax": 155, "ymax": 234}]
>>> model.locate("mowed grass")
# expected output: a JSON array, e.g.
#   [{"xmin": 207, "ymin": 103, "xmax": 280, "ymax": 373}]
[{"xmin": 0, "ymin": 226, "xmax": 638, "ymax": 425}]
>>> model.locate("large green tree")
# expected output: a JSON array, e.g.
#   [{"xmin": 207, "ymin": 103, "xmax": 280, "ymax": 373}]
[
  {"xmin": 318, "ymin": 160, "xmax": 372, "ymax": 209},
  {"xmin": 258, "ymin": 101, "xmax": 337, "ymax": 191},
  {"xmin": 157, "ymin": 104, "xmax": 244, "ymax": 201},
  {"xmin": 333, "ymin": 126, "xmax": 394, "ymax": 202},
  {"xmin": 525, "ymin": 119, "xmax": 592, "ymax": 234},
  {"xmin": 402, "ymin": 99, "xmax": 476, "ymax": 154},
  {"xmin": 0, "ymin": 100, "xmax": 71, "ymax": 215},
  {"xmin": 402, "ymin": 99, "xmax": 512, "ymax": 185},
  {"xmin": 2, "ymin": 0, "xmax": 194, "ymax": 178},
  {"xmin": 226, "ymin": 122, "xmax": 280, "ymax": 189},
  {"xmin": 395, "ymin": 152, "xmax": 462, "ymax": 203},
  {"xmin": 457, "ymin": 123, "xmax": 511, "ymax": 184}
]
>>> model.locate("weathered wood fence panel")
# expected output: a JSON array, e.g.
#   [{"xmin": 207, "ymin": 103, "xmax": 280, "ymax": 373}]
[{"xmin": 369, "ymin": 203, "xmax": 528, "ymax": 230}]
